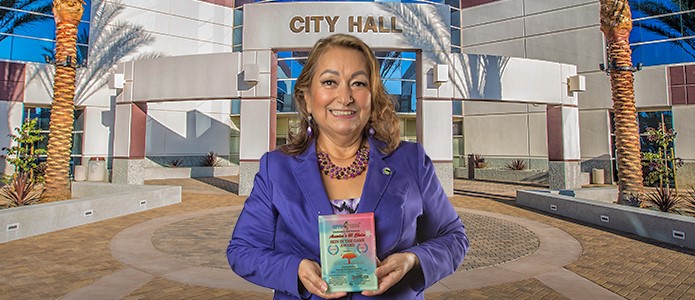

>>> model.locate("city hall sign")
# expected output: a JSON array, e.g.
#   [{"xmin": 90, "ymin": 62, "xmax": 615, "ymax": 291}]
[{"xmin": 289, "ymin": 15, "xmax": 403, "ymax": 34}]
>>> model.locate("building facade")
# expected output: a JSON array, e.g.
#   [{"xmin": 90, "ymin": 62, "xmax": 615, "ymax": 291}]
[{"xmin": 1, "ymin": 0, "xmax": 691, "ymax": 194}]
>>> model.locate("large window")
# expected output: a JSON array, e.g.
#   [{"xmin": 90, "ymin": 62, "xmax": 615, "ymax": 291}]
[
  {"xmin": 610, "ymin": 110, "xmax": 674, "ymax": 186},
  {"xmin": 630, "ymin": 0, "xmax": 695, "ymax": 66},
  {"xmin": 23, "ymin": 107, "xmax": 85, "ymax": 178},
  {"xmin": 276, "ymin": 50, "xmax": 417, "ymax": 113},
  {"xmin": 0, "ymin": 1, "xmax": 91, "ymax": 64}
]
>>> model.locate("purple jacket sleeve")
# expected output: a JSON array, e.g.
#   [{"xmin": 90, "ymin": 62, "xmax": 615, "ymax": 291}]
[
  {"xmin": 404, "ymin": 144, "xmax": 469, "ymax": 292},
  {"xmin": 226, "ymin": 153, "xmax": 307, "ymax": 298}
]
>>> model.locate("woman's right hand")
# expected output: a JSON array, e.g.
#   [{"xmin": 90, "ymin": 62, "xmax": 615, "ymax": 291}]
[{"xmin": 298, "ymin": 259, "xmax": 347, "ymax": 299}]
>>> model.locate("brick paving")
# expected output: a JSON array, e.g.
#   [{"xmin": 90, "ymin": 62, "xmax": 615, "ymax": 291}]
[{"xmin": 0, "ymin": 177, "xmax": 694, "ymax": 299}]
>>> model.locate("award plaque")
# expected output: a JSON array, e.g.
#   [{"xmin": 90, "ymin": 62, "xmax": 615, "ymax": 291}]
[{"xmin": 318, "ymin": 212, "xmax": 378, "ymax": 292}]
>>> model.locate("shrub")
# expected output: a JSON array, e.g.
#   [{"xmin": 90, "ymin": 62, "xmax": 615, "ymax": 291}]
[
  {"xmin": 473, "ymin": 154, "xmax": 486, "ymax": 169},
  {"xmin": 644, "ymin": 186, "xmax": 683, "ymax": 213},
  {"xmin": 202, "ymin": 152, "xmax": 219, "ymax": 167},
  {"xmin": 0, "ymin": 172, "xmax": 44, "ymax": 208},
  {"xmin": 641, "ymin": 124, "xmax": 682, "ymax": 188},
  {"xmin": 505, "ymin": 159, "xmax": 526, "ymax": 170},
  {"xmin": 2, "ymin": 119, "xmax": 46, "ymax": 184},
  {"xmin": 168, "ymin": 158, "xmax": 183, "ymax": 168}
]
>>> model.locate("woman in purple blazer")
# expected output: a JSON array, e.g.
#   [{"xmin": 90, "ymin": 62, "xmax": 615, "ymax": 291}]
[{"xmin": 227, "ymin": 34, "xmax": 468, "ymax": 299}]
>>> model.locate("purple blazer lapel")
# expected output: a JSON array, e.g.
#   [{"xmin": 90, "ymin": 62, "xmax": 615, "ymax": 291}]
[
  {"xmin": 357, "ymin": 137, "xmax": 394, "ymax": 213},
  {"xmin": 293, "ymin": 140, "xmax": 334, "ymax": 216}
]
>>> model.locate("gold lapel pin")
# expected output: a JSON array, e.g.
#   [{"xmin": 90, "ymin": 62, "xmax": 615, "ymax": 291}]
[{"xmin": 382, "ymin": 167, "xmax": 392, "ymax": 175}]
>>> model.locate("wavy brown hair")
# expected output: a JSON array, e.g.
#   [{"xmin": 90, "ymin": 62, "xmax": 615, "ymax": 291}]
[{"xmin": 280, "ymin": 34, "xmax": 401, "ymax": 155}]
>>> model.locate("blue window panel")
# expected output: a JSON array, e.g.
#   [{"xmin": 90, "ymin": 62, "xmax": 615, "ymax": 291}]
[
  {"xmin": 383, "ymin": 80, "xmax": 402, "ymax": 94},
  {"xmin": 0, "ymin": 36, "xmax": 12, "ymax": 59},
  {"xmin": 451, "ymin": 9, "xmax": 460, "ymax": 27},
  {"xmin": 451, "ymin": 28, "xmax": 461, "ymax": 46},
  {"xmin": 234, "ymin": 9, "xmax": 244, "ymax": 26},
  {"xmin": 11, "ymin": 36, "xmax": 54, "ymax": 63},
  {"xmin": 631, "ymin": 14, "xmax": 683, "ymax": 44},
  {"xmin": 445, "ymin": 0, "xmax": 460, "ymax": 8},
  {"xmin": 452, "ymin": 100, "xmax": 462, "ymax": 115},
  {"xmin": 631, "ymin": 39, "xmax": 694, "ymax": 66},
  {"xmin": 4, "ymin": 13, "xmax": 53, "ymax": 39},
  {"xmin": 277, "ymin": 51, "xmax": 291, "ymax": 58},
  {"xmin": 402, "ymin": 52, "xmax": 416, "ymax": 59},
  {"xmin": 380, "ymin": 60, "xmax": 402, "ymax": 79},
  {"xmin": 277, "ymin": 60, "xmax": 291, "ymax": 79},
  {"xmin": 401, "ymin": 59, "xmax": 416, "ymax": 79},
  {"xmin": 82, "ymin": 0, "xmax": 92, "ymax": 22},
  {"xmin": 25, "ymin": 107, "xmax": 51, "ymax": 131},
  {"xmin": 231, "ymin": 99, "xmax": 241, "ymax": 114},
  {"xmin": 277, "ymin": 80, "xmax": 296, "ymax": 112},
  {"xmin": 290, "ymin": 60, "xmax": 305, "ymax": 78},
  {"xmin": 233, "ymin": 27, "xmax": 243, "ymax": 45}
]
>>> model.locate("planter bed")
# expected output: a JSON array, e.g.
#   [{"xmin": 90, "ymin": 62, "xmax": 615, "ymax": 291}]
[
  {"xmin": 517, "ymin": 190, "xmax": 695, "ymax": 250},
  {"xmin": 1, "ymin": 182, "xmax": 181, "ymax": 243}
]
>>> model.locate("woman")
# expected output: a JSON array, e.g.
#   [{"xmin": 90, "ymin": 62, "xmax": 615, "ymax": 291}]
[{"xmin": 227, "ymin": 34, "xmax": 468, "ymax": 299}]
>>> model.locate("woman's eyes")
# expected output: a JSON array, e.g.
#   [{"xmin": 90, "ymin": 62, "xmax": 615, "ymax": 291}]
[{"xmin": 320, "ymin": 79, "xmax": 368, "ymax": 87}]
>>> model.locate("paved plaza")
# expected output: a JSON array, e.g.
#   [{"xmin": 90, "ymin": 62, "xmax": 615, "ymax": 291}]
[{"xmin": 1, "ymin": 177, "xmax": 694, "ymax": 299}]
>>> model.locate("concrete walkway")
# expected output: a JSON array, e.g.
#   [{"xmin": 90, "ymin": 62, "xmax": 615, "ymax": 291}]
[{"xmin": 1, "ymin": 177, "xmax": 694, "ymax": 299}]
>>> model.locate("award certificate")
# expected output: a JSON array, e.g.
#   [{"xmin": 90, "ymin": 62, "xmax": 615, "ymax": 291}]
[{"xmin": 318, "ymin": 212, "xmax": 378, "ymax": 292}]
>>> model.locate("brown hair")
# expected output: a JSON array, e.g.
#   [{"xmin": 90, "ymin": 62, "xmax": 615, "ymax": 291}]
[{"xmin": 280, "ymin": 34, "xmax": 401, "ymax": 155}]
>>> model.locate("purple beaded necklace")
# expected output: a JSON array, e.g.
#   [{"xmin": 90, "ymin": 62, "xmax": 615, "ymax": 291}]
[{"xmin": 317, "ymin": 146, "xmax": 369, "ymax": 179}]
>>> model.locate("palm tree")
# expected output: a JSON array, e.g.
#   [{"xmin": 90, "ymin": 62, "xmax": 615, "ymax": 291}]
[
  {"xmin": 631, "ymin": 0, "xmax": 695, "ymax": 59},
  {"xmin": 0, "ymin": 0, "xmax": 53, "ymax": 42},
  {"xmin": 43, "ymin": 0, "xmax": 84, "ymax": 201},
  {"xmin": 600, "ymin": 0, "xmax": 644, "ymax": 204}
]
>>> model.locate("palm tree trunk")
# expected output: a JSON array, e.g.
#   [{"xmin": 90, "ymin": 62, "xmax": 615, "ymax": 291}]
[
  {"xmin": 44, "ymin": 0, "xmax": 84, "ymax": 202},
  {"xmin": 600, "ymin": 0, "xmax": 644, "ymax": 204}
]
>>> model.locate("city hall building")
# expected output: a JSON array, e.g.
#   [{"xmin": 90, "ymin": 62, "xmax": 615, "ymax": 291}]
[{"xmin": 1, "ymin": 0, "xmax": 693, "ymax": 195}]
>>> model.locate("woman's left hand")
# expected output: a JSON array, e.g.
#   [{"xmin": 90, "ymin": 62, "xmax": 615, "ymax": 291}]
[{"xmin": 361, "ymin": 252, "xmax": 420, "ymax": 296}]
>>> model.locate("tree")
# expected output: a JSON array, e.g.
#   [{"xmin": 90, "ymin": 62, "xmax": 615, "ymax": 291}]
[
  {"xmin": 600, "ymin": 0, "xmax": 644, "ymax": 204},
  {"xmin": 43, "ymin": 0, "xmax": 84, "ymax": 201}
]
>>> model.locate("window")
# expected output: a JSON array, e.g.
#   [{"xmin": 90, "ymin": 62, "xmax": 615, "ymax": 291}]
[
  {"xmin": 23, "ymin": 107, "xmax": 85, "ymax": 178},
  {"xmin": 275, "ymin": 50, "xmax": 417, "ymax": 113},
  {"xmin": 0, "ymin": 1, "xmax": 91, "ymax": 64},
  {"xmin": 630, "ymin": 0, "xmax": 695, "ymax": 66},
  {"xmin": 229, "ymin": 115, "xmax": 240, "ymax": 164},
  {"xmin": 609, "ymin": 110, "xmax": 674, "ymax": 186}
]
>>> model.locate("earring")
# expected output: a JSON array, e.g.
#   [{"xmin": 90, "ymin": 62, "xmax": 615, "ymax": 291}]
[
  {"xmin": 368, "ymin": 126, "xmax": 375, "ymax": 136},
  {"xmin": 307, "ymin": 114, "xmax": 313, "ymax": 137}
]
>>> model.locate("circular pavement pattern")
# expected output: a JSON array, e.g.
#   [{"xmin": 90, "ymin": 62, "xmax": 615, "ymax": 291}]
[
  {"xmin": 151, "ymin": 210, "xmax": 540, "ymax": 272},
  {"xmin": 458, "ymin": 212, "xmax": 539, "ymax": 271}
]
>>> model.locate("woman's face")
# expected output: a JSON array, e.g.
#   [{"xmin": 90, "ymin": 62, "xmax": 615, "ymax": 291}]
[{"xmin": 304, "ymin": 46, "xmax": 372, "ymax": 142}]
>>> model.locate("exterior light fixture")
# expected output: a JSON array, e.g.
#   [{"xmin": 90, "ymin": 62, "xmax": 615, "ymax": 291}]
[
  {"xmin": 568, "ymin": 75, "xmax": 586, "ymax": 93},
  {"xmin": 433, "ymin": 64, "xmax": 448, "ymax": 84}
]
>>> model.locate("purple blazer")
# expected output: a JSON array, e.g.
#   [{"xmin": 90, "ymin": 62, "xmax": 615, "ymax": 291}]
[{"xmin": 227, "ymin": 137, "xmax": 469, "ymax": 299}]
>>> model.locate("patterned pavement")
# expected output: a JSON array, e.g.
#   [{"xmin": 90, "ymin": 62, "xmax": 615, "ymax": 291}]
[{"xmin": 0, "ymin": 176, "xmax": 693, "ymax": 299}]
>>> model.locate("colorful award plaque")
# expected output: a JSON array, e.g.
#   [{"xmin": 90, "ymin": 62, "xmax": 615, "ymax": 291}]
[{"xmin": 318, "ymin": 212, "xmax": 378, "ymax": 292}]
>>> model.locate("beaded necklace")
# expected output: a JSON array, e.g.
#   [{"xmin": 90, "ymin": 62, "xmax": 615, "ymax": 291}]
[{"xmin": 317, "ymin": 146, "xmax": 369, "ymax": 179}]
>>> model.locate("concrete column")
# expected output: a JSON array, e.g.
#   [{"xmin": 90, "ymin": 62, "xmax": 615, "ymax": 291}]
[
  {"xmin": 0, "ymin": 101, "xmax": 24, "ymax": 175},
  {"xmin": 417, "ymin": 52, "xmax": 454, "ymax": 196},
  {"xmin": 547, "ymin": 105, "xmax": 582, "ymax": 189},
  {"xmin": 417, "ymin": 98, "xmax": 454, "ymax": 196},
  {"xmin": 239, "ymin": 50, "xmax": 276, "ymax": 195},
  {"xmin": 112, "ymin": 102, "xmax": 147, "ymax": 184}
]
